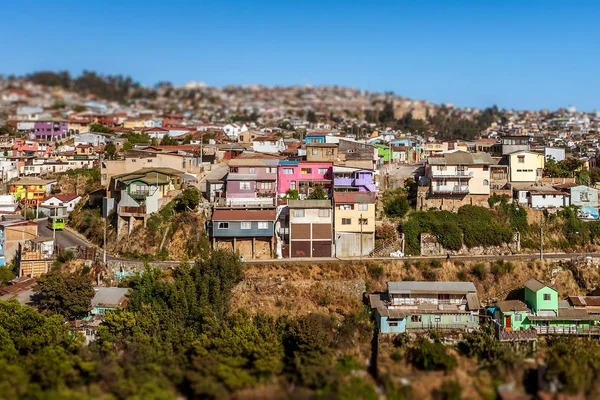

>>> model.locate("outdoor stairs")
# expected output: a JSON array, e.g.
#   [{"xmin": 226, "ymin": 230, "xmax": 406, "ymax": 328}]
[{"xmin": 369, "ymin": 235, "xmax": 402, "ymax": 258}]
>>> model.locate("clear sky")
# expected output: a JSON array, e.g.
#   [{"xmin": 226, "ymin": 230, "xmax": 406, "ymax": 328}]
[{"xmin": 1, "ymin": 0, "xmax": 598, "ymax": 111}]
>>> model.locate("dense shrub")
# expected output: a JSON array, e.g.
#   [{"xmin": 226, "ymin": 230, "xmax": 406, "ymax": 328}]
[
  {"xmin": 407, "ymin": 337, "xmax": 457, "ymax": 371},
  {"xmin": 470, "ymin": 263, "xmax": 487, "ymax": 280},
  {"xmin": 383, "ymin": 189, "xmax": 410, "ymax": 218}
]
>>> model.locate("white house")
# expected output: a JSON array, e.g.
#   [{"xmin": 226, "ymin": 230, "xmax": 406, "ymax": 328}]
[
  {"xmin": 544, "ymin": 147, "xmax": 566, "ymax": 162},
  {"xmin": 223, "ymin": 123, "xmax": 248, "ymax": 139},
  {"xmin": 252, "ymin": 137, "xmax": 286, "ymax": 153},
  {"xmin": 529, "ymin": 189, "xmax": 570, "ymax": 209},
  {"xmin": 75, "ymin": 133, "xmax": 107, "ymax": 147},
  {"xmin": 40, "ymin": 194, "xmax": 82, "ymax": 213}
]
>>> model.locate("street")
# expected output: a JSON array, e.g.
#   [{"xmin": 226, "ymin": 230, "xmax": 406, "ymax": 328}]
[{"xmin": 34, "ymin": 219, "xmax": 92, "ymax": 249}]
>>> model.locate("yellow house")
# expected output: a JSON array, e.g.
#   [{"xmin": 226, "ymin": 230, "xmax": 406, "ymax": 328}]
[
  {"xmin": 333, "ymin": 192, "xmax": 376, "ymax": 257},
  {"xmin": 9, "ymin": 178, "xmax": 57, "ymax": 206},
  {"xmin": 423, "ymin": 142, "xmax": 444, "ymax": 157},
  {"xmin": 123, "ymin": 118, "xmax": 146, "ymax": 130},
  {"xmin": 427, "ymin": 151, "xmax": 493, "ymax": 196},
  {"xmin": 68, "ymin": 119, "xmax": 91, "ymax": 135},
  {"xmin": 509, "ymin": 151, "xmax": 544, "ymax": 183}
]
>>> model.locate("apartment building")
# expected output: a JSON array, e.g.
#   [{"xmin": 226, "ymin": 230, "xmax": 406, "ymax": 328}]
[{"xmin": 333, "ymin": 192, "xmax": 376, "ymax": 257}]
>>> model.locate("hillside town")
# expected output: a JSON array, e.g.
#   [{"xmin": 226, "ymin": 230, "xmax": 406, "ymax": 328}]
[{"xmin": 2, "ymin": 74, "xmax": 600, "ymax": 399}]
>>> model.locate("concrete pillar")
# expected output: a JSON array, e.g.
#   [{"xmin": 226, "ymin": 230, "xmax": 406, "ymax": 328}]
[{"xmin": 252, "ymin": 237, "xmax": 255, "ymax": 259}]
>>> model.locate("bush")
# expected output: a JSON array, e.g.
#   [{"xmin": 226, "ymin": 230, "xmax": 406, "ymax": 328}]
[
  {"xmin": 383, "ymin": 191, "xmax": 410, "ymax": 218},
  {"xmin": 470, "ymin": 263, "xmax": 487, "ymax": 280},
  {"xmin": 456, "ymin": 269, "xmax": 468, "ymax": 282},
  {"xmin": 173, "ymin": 188, "xmax": 200, "ymax": 213},
  {"xmin": 367, "ymin": 264, "xmax": 385, "ymax": 280},
  {"xmin": 407, "ymin": 337, "xmax": 457, "ymax": 371},
  {"xmin": 430, "ymin": 259, "xmax": 441, "ymax": 268},
  {"xmin": 435, "ymin": 380, "xmax": 463, "ymax": 400},
  {"xmin": 490, "ymin": 260, "xmax": 514, "ymax": 277}
]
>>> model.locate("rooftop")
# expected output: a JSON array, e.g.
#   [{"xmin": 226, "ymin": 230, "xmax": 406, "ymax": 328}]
[
  {"xmin": 333, "ymin": 192, "xmax": 377, "ymax": 204},
  {"xmin": 212, "ymin": 209, "xmax": 276, "ymax": 221},
  {"xmin": 288, "ymin": 200, "xmax": 332, "ymax": 209},
  {"xmin": 387, "ymin": 281, "xmax": 477, "ymax": 295}
]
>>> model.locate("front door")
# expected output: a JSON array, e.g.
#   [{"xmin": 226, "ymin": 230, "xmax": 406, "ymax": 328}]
[{"xmin": 505, "ymin": 316, "xmax": 511, "ymax": 329}]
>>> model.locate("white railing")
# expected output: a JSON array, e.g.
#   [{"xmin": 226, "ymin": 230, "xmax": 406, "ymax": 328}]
[
  {"xmin": 225, "ymin": 197, "xmax": 275, "ymax": 207},
  {"xmin": 431, "ymin": 170, "xmax": 473, "ymax": 178},
  {"xmin": 431, "ymin": 185, "xmax": 470, "ymax": 194}
]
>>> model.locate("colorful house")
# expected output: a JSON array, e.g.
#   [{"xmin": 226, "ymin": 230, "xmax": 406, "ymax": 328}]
[
  {"xmin": 208, "ymin": 209, "xmax": 276, "ymax": 259},
  {"xmin": 10, "ymin": 178, "xmax": 56, "ymax": 207},
  {"xmin": 370, "ymin": 281, "xmax": 481, "ymax": 334},
  {"xmin": 34, "ymin": 121, "xmax": 69, "ymax": 141},
  {"xmin": 285, "ymin": 200, "xmax": 333, "ymax": 258},
  {"xmin": 225, "ymin": 158, "xmax": 279, "ymax": 207},
  {"xmin": 332, "ymin": 166, "xmax": 376, "ymax": 192},
  {"xmin": 333, "ymin": 192, "xmax": 376, "ymax": 257},
  {"xmin": 508, "ymin": 151, "xmax": 544, "ymax": 183},
  {"xmin": 494, "ymin": 278, "xmax": 600, "ymax": 336},
  {"xmin": 277, "ymin": 161, "xmax": 332, "ymax": 198}
]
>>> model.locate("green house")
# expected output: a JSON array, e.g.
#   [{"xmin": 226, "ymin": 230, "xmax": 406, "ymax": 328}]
[
  {"xmin": 497, "ymin": 278, "xmax": 600, "ymax": 335},
  {"xmin": 496, "ymin": 300, "xmax": 530, "ymax": 331}
]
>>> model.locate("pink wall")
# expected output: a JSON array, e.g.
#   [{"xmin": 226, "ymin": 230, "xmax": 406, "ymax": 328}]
[{"xmin": 278, "ymin": 162, "xmax": 333, "ymax": 195}]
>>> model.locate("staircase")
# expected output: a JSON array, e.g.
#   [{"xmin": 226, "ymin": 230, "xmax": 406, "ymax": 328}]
[{"xmin": 369, "ymin": 234, "xmax": 403, "ymax": 258}]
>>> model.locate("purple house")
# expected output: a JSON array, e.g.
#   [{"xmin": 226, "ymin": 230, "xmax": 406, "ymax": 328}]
[
  {"xmin": 224, "ymin": 157, "xmax": 279, "ymax": 207},
  {"xmin": 34, "ymin": 121, "xmax": 69, "ymax": 141},
  {"xmin": 333, "ymin": 166, "xmax": 376, "ymax": 192}
]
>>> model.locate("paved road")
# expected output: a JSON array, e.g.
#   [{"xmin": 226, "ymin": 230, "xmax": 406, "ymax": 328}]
[{"xmin": 34, "ymin": 219, "xmax": 93, "ymax": 249}]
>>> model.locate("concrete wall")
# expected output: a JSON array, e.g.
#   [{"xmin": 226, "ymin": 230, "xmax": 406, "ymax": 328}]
[{"xmin": 420, "ymin": 232, "xmax": 520, "ymax": 256}]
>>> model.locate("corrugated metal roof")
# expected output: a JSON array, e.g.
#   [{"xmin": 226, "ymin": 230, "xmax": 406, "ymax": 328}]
[
  {"xmin": 212, "ymin": 209, "xmax": 276, "ymax": 221},
  {"xmin": 427, "ymin": 151, "xmax": 493, "ymax": 166},
  {"xmin": 387, "ymin": 281, "xmax": 476, "ymax": 294},
  {"xmin": 568, "ymin": 296, "xmax": 600, "ymax": 307},
  {"xmin": 496, "ymin": 300, "xmax": 530, "ymax": 313},
  {"xmin": 333, "ymin": 192, "xmax": 376, "ymax": 204},
  {"xmin": 228, "ymin": 158, "xmax": 280, "ymax": 167},
  {"xmin": 524, "ymin": 278, "xmax": 551, "ymax": 293},
  {"xmin": 288, "ymin": 200, "xmax": 332, "ymax": 209},
  {"xmin": 92, "ymin": 287, "xmax": 129, "ymax": 308}
]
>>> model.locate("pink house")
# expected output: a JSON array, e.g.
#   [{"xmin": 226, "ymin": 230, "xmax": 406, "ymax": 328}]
[{"xmin": 278, "ymin": 161, "xmax": 333, "ymax": 198}]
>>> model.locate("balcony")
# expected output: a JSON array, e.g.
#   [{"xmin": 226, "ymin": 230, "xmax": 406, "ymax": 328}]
[
  {"xmin": 128, "ymin": 190, "xmax": 150, "ymax": 200},
  {"xmin": 222, "ymin": 197, "xmax": 275, "ymax": 207},
  {"xmin": 431, "ymin": 185, "xmax": 470, "ymax": 195},
  {"xmin": 431, "ymin": 170, "xmax": 473, "ymax": 179}
]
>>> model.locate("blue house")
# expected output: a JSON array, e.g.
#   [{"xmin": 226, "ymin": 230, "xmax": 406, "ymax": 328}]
[
  {"xmin": 208, "ymin": 209, "xmax": 276, "ymax": 259},
  {"xmin": 305, "ymin": 132, "xmax": 327, "ymax": 144},
  {"xmin": 370, "ymin": 281, "xmax": 481, "ymax": 334}
]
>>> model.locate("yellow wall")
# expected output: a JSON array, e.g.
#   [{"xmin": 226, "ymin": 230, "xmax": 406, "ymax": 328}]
[
  {"xmin": 334, "ymin": 203, "xmax": 375, "ymax": 233},
  {"xmin": 510, "ymin": 152, "xmax": 544, "ymax": 183}
]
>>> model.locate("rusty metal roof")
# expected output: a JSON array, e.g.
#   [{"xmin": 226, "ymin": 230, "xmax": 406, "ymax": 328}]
[
  {"xmin": 333, "ymin": 192, "xmax": 376, "ymax": 204},
  {"xmin": 212, "ymin": 209, "xmax": 276, "ymax": 221}
]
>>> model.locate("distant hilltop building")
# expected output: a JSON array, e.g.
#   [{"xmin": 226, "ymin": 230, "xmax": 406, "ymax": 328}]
[{"xmin": 181, "ymin": 81, "xmax": 207, "ymax": 89}]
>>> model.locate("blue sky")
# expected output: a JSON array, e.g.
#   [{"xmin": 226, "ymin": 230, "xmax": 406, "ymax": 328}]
[{"xmin": 1, "ymin": 0, "xmax": 598, "ymax": 111}]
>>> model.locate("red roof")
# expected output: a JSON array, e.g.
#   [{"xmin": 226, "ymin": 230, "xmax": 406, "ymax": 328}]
[
  {"xmin": 212, "ymin": 209, "xmax": 276, "ymax": 221},
  {"xmin": 333, "ymin": 192, "xmax": 376, "ymax": 204},
  {"xmin": 43, "ymin": 193, "xmax": 81, "ymax": 203}
]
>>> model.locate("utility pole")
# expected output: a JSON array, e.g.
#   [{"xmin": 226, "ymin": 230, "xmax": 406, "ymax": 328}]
[
  {"xmin": 360, "ymin": 212, "xmax": 363, "ymax": 261},
  {"xmin": 540, "ymin": 214, "xmax": 543, "ymax": 261}
]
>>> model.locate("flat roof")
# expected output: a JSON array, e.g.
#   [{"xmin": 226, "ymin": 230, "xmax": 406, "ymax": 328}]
[
  {"xmin": 212, "ymin": 209, "xmax": 276, "ymax": 221},
  {"xmin": 387, "ymin": 281, "xmax": 477, "ymax": 295}
]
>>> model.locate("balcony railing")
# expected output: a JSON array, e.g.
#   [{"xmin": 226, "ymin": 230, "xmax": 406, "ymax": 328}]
[
  {"xmin": 431, "ymin": 170, "xmax": 474, "ymax": 178},
  {"xmin": 222, "ymin": 197, "xmax": 276, "ymax": 207},
  {"xmin": 129, "ymin": 190, "xmax": 150, "ymax": 200},
  {"xmin": 431, "ymin": 185, "xmax": 470, "ymax": 194}
]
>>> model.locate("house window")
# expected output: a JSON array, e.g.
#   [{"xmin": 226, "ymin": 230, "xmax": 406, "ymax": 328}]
[
  {"xmin": 435, "ymin": 315, "xmax": 441, "ymax": 323},
  {"xmin": 268, "ymin": 167, "xmax": 277, "ymax": 174},
  {"xmin": 581, "ymin": 192, "xmax": 589, "ymax": 202},
  {"xmin": 283, "ymin": 168, "xmax": 294, "ymax": 175},
  {"xmin": 359, "ymin": 218, "xmax": 368, "ymax": 225},
  {"xmin": 342, "ymin": 218, "xmax": 351, "ymax": 225},
  {"xmin": 518, "ymin": 156, "xmax": 525, "ymax": 163},
  {"xmin": 318, "ymin": 209, "xmax": 330, "ymax": 218},
  {"xmin": 290, "ymin": 181, "xmax": 297, "ymax": 190},
  {"xmin": 483, "ymin": 179, "xmax": 489, "ymax": 186},
  {"xmin": 249, "ymin": 167, "xmax": 255, "ymax": 173},
  {"xmin": 259, "ymin": 182, "xmax": 273, "ymax": 190},
  {"xmin": 453, "ymin": 315, "xmax": 461, "ymax": 323},
  {"xmin": 468, "ymin": 314, "xmax": 475, "ymax": 322},
  {"xmin": 483, "ymin": 165, "xmax": 489, "ymax": 171},
  {"xmin": 241, "ymin": 222, "xmax": 251, "ymax": 230},
  {"xmin": 258, "ymin": 222, "xmax": 268, "ymax": 229},
  {"xmin": 339, "ymin": 204, "xmax": 353, "ymax": 210},
  {"xmin": 358, "ymin": 203, "xmax": 368, "ymax": 211},
  {"xmin": 312, "ymin": 148, "xmax": 318, "ymax": 155},
  {"xmin": 240, "ymin": 182, "xmax": 251, "ymax": 190},
  {"xmin": 515, "ymin": 314, "xmax": 522, "ymax": 322},
  {"xmin": 318, "ymin": 168, "xmax": 328, "ymax": 175},
  {"xmin": 293, "ymin": 209, "xmax": 305, "ymax": 218},
  {"xmin": 301, "ymin": 168, "xmax": 312, "ymax": 175},
  {"xmin": 218, "ymin": 222, "xmax": 229, "ymax": 229},
  {"xmin": 544, "ymin": 293, "xmax": 551, "ymax": 301},
  {"xmin": 410, "ymin": 315, "xmax": 421, "ymax": 322},
  {"xmin": 388, "ymin": 321, "xmax": 398, "ymax": 327}
]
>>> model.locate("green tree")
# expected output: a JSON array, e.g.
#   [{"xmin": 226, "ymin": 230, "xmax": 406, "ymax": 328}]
[
  {"xmin": 383, "ymin": 189, "xmax": 410, "ymax": 218},
  {"xmin": 32, "ymin": 270, "xmax": 95, "ymax": 320},
  {"xmin": 174, "ymin": 188, "xmax": 200, "ymax": 213},
  {"xmin": 89, "ymin": 123, "xmax": 113, "ymax": 134},
  {"xmin": 307, "ymin": 185, "xmax": 327, "ymax": 200},
  {"xmin": 307, "ymin": 110, "xmax": 317, "ymax": 124},
  {"xmin": 160, "ymin": 136, "xmax": 179, "ymax": 146},
  {"xmin": 104, "ymin": 141, "xmax": 117, "ymax": 160}
]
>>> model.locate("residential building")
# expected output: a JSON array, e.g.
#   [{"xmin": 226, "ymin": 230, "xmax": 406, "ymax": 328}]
[
  {"xmin": 286, "ymin": 200, "xmax": 333, "ymax": 258},
  {"xmin": 508, "ymin": 151, "xmax": 544, "ymax": 183},
  {"xmin": 223, "ymin": 123, "xmax": 248, "ymax": 139},
  {"xmin": 333, "ymin": 192, "xmax": 376, "ymax": 257},
  {"xmin": 305, "ymin": 143, "xmax": 338, "ymax": 162},
  {"xmin": 338, "ymin": 140, "xmax": 378, "ymax": 170},
  {"xmin": 494, "ymin": 278, "xmax": 600, "ymax": 336},
  {"xmin": 544, "ymin": 146, "xmax": 566, "ymax": 162},
  {"xmin": 108, "ymin": 168, "xmax": 185, "ymax": 239},
  {"xmin": 33, "ymin": 121, "xmax": 69, "ymax": 141},
  {"xmin": 225, "ymin": 157, "xmax": 279, "ymax": 207},
  {"xmin": 91, "ymin": 287, "xmax": 130, "ymax": 316},
  {"xmin": 277, "ymin": 160, "xmax": 332, "ymax": 198},
  {"xmin": 332, "ymin": 166, "xmax": 376, "ymax": 192},
  {"xmin": 208, "ymin": 209, "xmax": 276, "ymax": 259},
  {"xmin": 425, "ymin": 151, "xmax": 493, "ymax": 196},
  {"xmin": 370, "ymin": 281, "xmax": 481, "ymax": 334},
  {"xmin": 0, "ymin": 220, "xmax": 39, "ymax": 266},
  {"xmin": 10, "ymin": 178, "xmax": 56, "ymax": 207},
  {"xmin": 252, "ymin": 137, "xmax": 286, "ymax": 153},
  {"xmin": 75, "ymin": 133, "xmax": 107, "ymax": 147},
  {"xmin": 40, "ymin": 194, "xmax": 82, "ymax": 213},
  {"xmin": 501, "ymin": 136, "xmax": 530, "ymax": 155}
]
